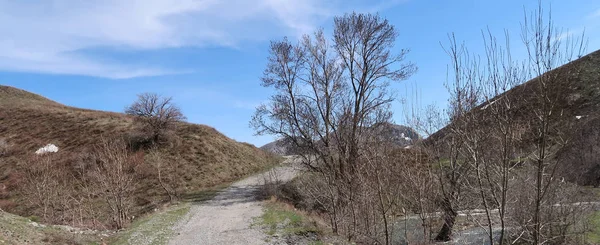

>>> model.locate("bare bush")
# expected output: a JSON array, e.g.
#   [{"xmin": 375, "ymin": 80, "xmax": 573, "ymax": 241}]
[
  {"xmin": 92, "ymin": 139, "xmax": 140, "ymax": 229},
  {"xmin": 22, "ymin": 154, "xmax": 81, "ymax": 226},
  {"xmin": 125, "ymin": 93, "xmax": 186, "ymax": 145},
  {"xmin": 147, "ymin": 149, "xmax": 177, "ymax": 202},
  {"xmin": 23, "ymin": 155, "xmax": 60, "ymax": 221},
  {"xmin": 396, "ymin": 148, "xmax": 439, "ymax": 242},
  {"xmin": 71, "ymin": 152, "xmax": 107, "ymax": 229}
]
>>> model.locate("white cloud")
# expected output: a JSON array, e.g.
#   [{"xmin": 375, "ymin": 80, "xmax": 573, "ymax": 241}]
[{"xmin": 0, "ymin": 0, "xmax": 402, "ymax": 79}]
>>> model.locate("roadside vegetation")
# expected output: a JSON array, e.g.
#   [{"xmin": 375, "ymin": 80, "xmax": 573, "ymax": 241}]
[
  {"xmin": 253, "ymin": 1, "xmax": 600, "ymax": 244},
  {"xmin": 0, "ymin": 86, "xmax": 279, "ymax": 239},
  {"xmin": 110, "ymin": 203, "xmax": 191, "ymax": 245},
  {"xmin": 0, "ymin": 209, "xmax": 110, "ymax": 245},
  {"xmin": 255, "ymin": 199, "xmax": 320, "ymax": 237},
  {"xmin": 1, "ymin": 1, "xmax": 600, "ymax": 245}
]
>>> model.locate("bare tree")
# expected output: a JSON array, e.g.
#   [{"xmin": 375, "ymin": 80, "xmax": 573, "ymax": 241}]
[
  {"xmin": 147, "ymin": 149, "xmax": 176, "ymax": 202},
  {"xmin": 439, "ymin": 30, "xmax": 527, "ymax": 245},
  {"xmin": 252, "ymin": 12, "xmax": 416, "ymax": 243},
  {"xmin": 430, "ymin": 34, "xmax": 481, "ymax": 242},
  {"xmin": 125, "ymin": 93, "xmax": 186, "ymax": 144},
  {"xmin": 432, "ymin": 2, "xmax": 588, "ymax": 244},
  {"xmin": 520, "ymin": 2, "xmax": 586, "ymax": 244},
  {"xmin": 72, "ymin": 154, "xmax": 107, "ymax": 229},
  {"xmin": 22, "ymin": 155, "xmax": 78, "ymax": 225},
  {"xmin": 92, "ymin": 139, "xmax": 140, "ymax": 229},
  {"xmin": 24, "ymin": 155, "xmax": 59, "ymax": 221}
]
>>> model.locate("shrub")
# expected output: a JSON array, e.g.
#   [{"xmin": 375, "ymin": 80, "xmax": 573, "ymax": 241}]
[{"xmin": 125, "ymin": 93, "xmax": 186, "ymax": 146}]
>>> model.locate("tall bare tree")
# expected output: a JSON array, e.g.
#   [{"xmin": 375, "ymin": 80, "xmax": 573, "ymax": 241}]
[
  {"xmin": 431, "ymin": 34, "xmax": 481, "ymax": 242},
  {"xmin": 520, "ymin": 3, "xmax": 586, "ymax": 244},
  {"xmin": 252, "ymin": 12, "xmax": 416, "ymax": 243},
  {"xmin": 125, "ymin": 93, "xmax": 186, "ymax": 144},
  {"xmin": 443, "ymin": 33, "xmax": 526, "ymax": 245}
]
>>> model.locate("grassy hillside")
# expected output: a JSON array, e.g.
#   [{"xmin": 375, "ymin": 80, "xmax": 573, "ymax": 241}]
[
  {"xmin": 0, "ymin": 85, "xmax": 279, "ymax": 229},
  {"xmin": 427, "ymin": 49, "xmax": 600, "ymax": 185}
]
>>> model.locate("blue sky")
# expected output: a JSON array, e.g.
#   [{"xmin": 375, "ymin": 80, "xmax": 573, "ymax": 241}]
[{"xmin": 1, "ymin": 0, "xmax": 599, "ymax": 147}]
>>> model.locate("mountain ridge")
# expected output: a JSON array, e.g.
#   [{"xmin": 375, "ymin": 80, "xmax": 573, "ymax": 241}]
[{"xmin": 260, "ymin": 122, "xmax": 421, "ymax": 155}]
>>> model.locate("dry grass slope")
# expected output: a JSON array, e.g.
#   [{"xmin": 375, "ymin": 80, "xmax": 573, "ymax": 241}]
[
  {"xmin": 0, "ymin": 85, "xmax": 278, "ymax": 228},
  {"xmin": 426, "ymin": 49, "xmax": 600, "ymax": 185}
]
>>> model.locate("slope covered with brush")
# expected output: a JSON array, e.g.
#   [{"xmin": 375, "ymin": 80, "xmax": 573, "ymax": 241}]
[
  {"xmin": 427, "ymin": 49, "xmax": 600, "ymax": 185},
  {"xmin": 0, "ymin": 85, "xmax": 278, "ymax": 229}
]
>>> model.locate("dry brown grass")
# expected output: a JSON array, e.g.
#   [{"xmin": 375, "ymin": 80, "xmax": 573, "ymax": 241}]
[
  {"xmin": 426, "ymin": 49, "xmax": 600, "ymax": 185},
  {"xmin": 0, "ymin": 85, "xmax": 279, "ymax": 228}
]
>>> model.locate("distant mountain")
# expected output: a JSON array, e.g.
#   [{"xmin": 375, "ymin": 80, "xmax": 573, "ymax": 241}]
[
  {"xmin": 260, "ymin": 123, "xmax": 420, "ymax": 155},
  {"xmin": 260, "ymin": 138, "xmax": 297, "ymax": 156},
  {"xmin": 374, "ymin": 122, "xmax": 420, "ymax": 147}
]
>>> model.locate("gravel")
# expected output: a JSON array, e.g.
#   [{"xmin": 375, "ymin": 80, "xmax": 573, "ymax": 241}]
[{"xmin": 168, "ymin": 158, "xmax": 300, "ymax": 245}]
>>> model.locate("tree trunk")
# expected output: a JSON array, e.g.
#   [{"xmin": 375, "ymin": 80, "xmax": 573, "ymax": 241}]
[{"xmin": 435, "ymin": 197, "xmax": 457, "ymax": 241}]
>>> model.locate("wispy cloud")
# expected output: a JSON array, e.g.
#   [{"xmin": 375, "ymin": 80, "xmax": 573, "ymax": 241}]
[
  {"xmin": 555, "ymin": 27, "xmax": 586, "ymax": 42},
  {"xmin": 0, "ymin": 0, "xmax": 402, "ymax": 79},
  {"xmin": 163, "ymin": 85, "xmax": 263, "ymax": 110},
  {"xmin": 590, "ymin": 8, "xmax": 600, "ymax": 18}
]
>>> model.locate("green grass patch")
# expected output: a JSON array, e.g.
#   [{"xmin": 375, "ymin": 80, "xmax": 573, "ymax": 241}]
[
  {"xmin": 586, "ymin": 211, "xmax": 600, "ymax": 244},
  {"xmin": 110, "ymin": 203, "xmax": 190, "ymax": 245},
  {"xmin": 253, "ymin": 202, "xmax": 320, "ymax": 237},
  {"xmin": 437, "ymin": 158, "xmax": 450, "ymax": 167}
]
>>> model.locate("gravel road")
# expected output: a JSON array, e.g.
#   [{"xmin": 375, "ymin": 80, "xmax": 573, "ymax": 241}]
[{"xmin": 168, "ymin": 158, "xmax": 300, "ymax": 245}]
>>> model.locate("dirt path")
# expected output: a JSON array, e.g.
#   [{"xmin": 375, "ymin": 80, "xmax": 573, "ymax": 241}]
[{"xmin": 168, "ymin": 158, "xmax": 299, "ymax": 245}]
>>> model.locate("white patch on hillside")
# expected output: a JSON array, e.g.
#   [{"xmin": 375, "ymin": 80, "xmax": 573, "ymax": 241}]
[
  {"xmin": 35, "ymin": 144, "xmax": 58, "ymax": 155},
  {"xmin": 400, "ymin": 133, "xmax": 411, "ymax": 141},
  {"xmin": 576, "ymin": 115, "xmax": 583, "ymax": 120}
]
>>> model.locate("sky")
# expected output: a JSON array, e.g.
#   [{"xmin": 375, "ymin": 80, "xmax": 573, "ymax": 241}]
[{"xmin": 1, "ymin": 0, "xmax": 599, "ymax": 147}]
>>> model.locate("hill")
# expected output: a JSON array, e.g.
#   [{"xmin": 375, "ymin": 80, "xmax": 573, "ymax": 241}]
[
  {"xmin": 426, "ymin": 49, "xmax": 600, "ymax": 185},
  {"xmin": 0, "ymin": 86, "xmax": 60, "ymax": 106},
  {"xmin": 260, "ymin": 138, "xmax": 298, "ymax": 156},
  {"xmin": 374, "ymin": 122, "xmax": 420, "ymax": 147},
  {"xmin": 0, "ymin": 85, "xmax": 279, "ymax": 229}
]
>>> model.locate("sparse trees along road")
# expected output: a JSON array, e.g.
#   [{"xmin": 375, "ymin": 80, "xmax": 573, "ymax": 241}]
[
  {"xmin": 255, "ymin": 3, "xmax": 594, "ymax": 245},
  {"xmin": 429, "ymin": 1, "xmax": 589, "ymax": 244}
]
